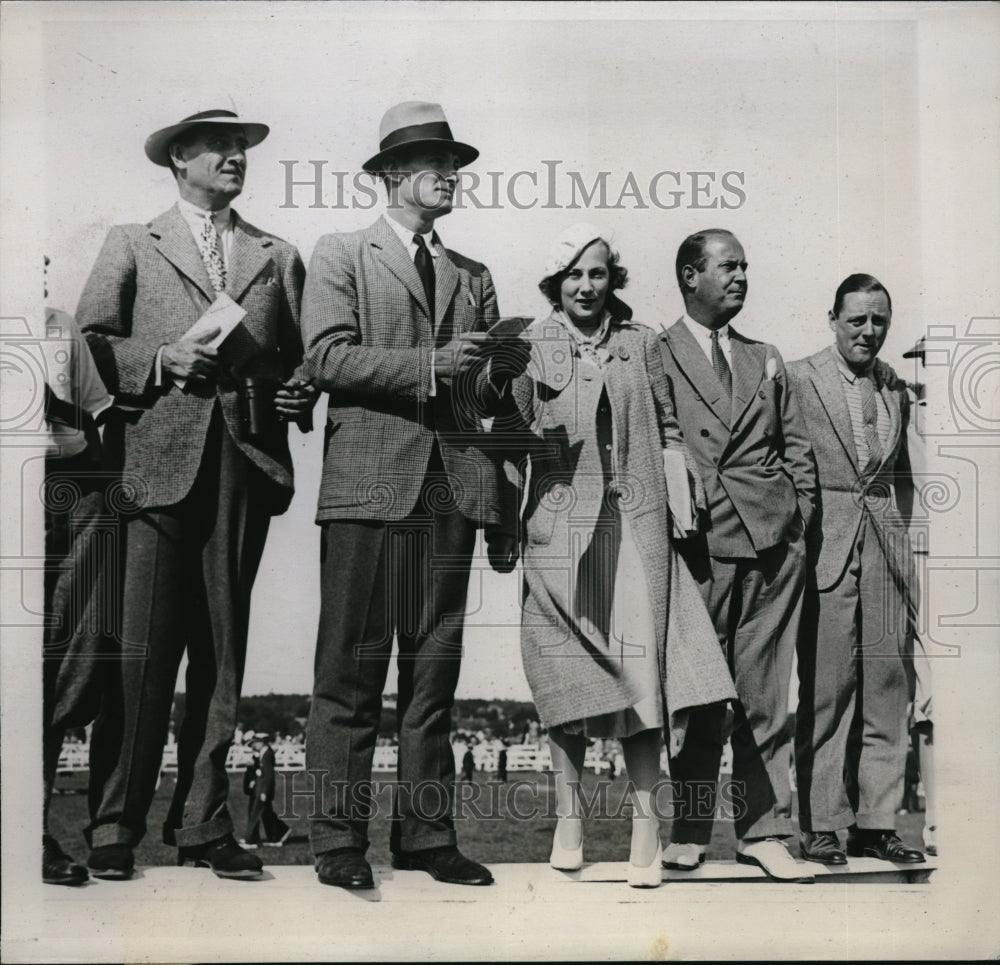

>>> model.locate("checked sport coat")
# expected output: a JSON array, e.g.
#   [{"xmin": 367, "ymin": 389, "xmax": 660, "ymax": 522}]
[
  {"xmin": 77, "ymin": 204, "xmax": 308, "ymax": 514},
  {"xmin": 302, "ymin": 215, "xmax": 505, "ymax": 527}
]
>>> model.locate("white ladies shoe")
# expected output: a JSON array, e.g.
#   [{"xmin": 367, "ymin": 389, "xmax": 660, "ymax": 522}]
[
  {"xmin": 627, "ymin": 841, "xmax": 663, "ymax": 888},
  {"xmin": 549, "ymin": 819, "xmax": 584, "ymax": 871},
  {"xmin": 662, "ymin": 842, "xmax": 706, "ymax": 870}
]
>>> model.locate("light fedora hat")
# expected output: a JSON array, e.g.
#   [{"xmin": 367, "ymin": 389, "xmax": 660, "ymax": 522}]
[
  {"xmin": 362, "ymin": 101, "xmax": 478, "ymax": 174},
  {"xmin": 144, "ymin": 109, "xmax": 269, "ymax": 167}
]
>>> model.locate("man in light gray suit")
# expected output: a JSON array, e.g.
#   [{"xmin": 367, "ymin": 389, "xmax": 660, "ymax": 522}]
[
  {"xmin": 78, "ymin": 108, "xmax": 316, "ymax": 880},
  {"xmin": 789, "ymin": 273, "xmax": 924, "ymax": 865}
]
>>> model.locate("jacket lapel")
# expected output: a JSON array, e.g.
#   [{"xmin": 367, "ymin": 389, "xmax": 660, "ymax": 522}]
[
  {"xmin": 876, "ymin": 360, "xmax": 902, "ymax": 471},
  {"xmin": 729, "ymin": 330, "xmax": 764, "ymax": 428},
  {"xmin": 370, "ymin": 216, "xmax": 432, "ymax": 321},
  {"xmin": 664, "ymin": 319, "xmax": 731, "ymax": 429},
  {"xmin": 811, "ymin": 347, "xmax": 860, "ymax": 473},
  {"xmin": 431, "ymin": 237, "xmax": 460, "ymax": 334},
  {"xmin": 150, "ymin": 204, "xmax": 214, "ymax": 303},
  {"xmin": 226, "ymin": 214, "xmax": 273, "ymax": 302}
]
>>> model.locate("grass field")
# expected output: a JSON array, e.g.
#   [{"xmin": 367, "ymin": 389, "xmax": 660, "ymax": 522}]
[{"xmin": 47, "ymin": 769, "xmax": 929, "ymax": 870}]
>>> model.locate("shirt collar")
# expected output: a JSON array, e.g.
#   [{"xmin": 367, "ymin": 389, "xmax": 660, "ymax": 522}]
[
  {"xmin": 832, "ymin": 345, "xmax": 877, "ymax": 385},
  {"xmin": 679, "ymin": 313, "xmax": 729, "ymax": 342},
  {"xmin": 178, "ymin": 197, "xmax": 232, "ymax": 232},
  {"xmin": 385, "ymin": 213, "xmax": 439, "ymax": 258}
]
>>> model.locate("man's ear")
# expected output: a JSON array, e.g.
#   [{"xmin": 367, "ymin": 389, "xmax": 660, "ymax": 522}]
[
  {"xmin": 681, "ymin": 264, "xmax": 698, "ymax": 292},
  {"xmin": 169, "ymin": 142, "xmax": 188, "ymax": 175},
  {"xmin": 827, "ymin": 309, "xmax": 837, "ymax": 332}
]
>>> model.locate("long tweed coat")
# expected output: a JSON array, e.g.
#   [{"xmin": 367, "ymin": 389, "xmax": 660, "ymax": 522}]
[
  {"xmin": 77, "ymin": 204, "xmax": 307, "ymax": 514},
  {"xmin": 301, "ymin": 216, "xmax": 505, "ymax": 527},
  {"xmin": 498, "ymin": 307, "xmax": 736, "ymax": 745}
]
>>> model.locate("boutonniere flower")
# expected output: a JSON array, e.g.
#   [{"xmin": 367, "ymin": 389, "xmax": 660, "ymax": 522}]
[{"xmin": 765, "ymin": 356, "xmax": 780, "ymax": 381}]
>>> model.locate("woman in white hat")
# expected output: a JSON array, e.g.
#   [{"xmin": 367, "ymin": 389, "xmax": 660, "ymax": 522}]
[{"xmin": 497, "ymin": 225, "xmax": 735, "ymax": 887}]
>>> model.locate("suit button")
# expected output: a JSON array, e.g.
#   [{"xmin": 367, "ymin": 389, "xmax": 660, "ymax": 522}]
[
  {"xmin": 700, "ymin": 429, "xmax": 710, "ymax": 437},
  {"xmin": 694, "ymin": 394, "xmax": 702, "ymax": 402},
  {"xmin": 604, "ymin": 443, "xmax": 613, "ymax": 452},
  {"xmin": 759, "ymin": 390, "xmax": 766, "ymax": 399},
  {"xmin": 618, "ymin": 347, "xmax": 630, "ymax": 360}
]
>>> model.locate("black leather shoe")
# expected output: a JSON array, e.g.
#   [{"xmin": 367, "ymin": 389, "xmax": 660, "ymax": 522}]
[
  {"xmin": 177, "ymin": 834, "xmax": 263, "ymax": 879},
  {"xmin": 316, "ymin": 848, "xmax": 375, "ymax": 890},
  {"xmin": 87, "ymin": 842, "xmax": 135, "ymax": 880},
  {"xmin": 799, "ymin": 830, "xmax": 847, "ymax": 865},
  {"xmin": 846, "ymin": 829, "xmax": 925, "ymax": 863},
  {"xmin": 391, "ymin": 846, "xmax": 493, "ymax": 885},
  {"xmin": 43, "ymin": 834, "xmax": 89, "ymax": 885}
]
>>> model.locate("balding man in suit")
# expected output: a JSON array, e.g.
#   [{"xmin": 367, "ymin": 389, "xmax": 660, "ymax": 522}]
[
  {"xmin": 790, "ymin": 273, "xmax": 924, "ymax": 866},
  {"xmin": 78, "ymin": 108, "xmax": 316, "ymax": 880},
  {"xmin": 657, "ymin": 229, "xmax": 818, "ymax": 882}
]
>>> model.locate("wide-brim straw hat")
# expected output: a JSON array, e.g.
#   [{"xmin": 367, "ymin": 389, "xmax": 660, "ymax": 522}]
[{"xmin": 145, "ymin": 109, "xmax": 269, "ymax": 167}]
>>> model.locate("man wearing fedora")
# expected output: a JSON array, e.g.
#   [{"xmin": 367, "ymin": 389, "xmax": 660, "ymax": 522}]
[
  {"xmin": 77, "ymin": 108, "xmax": 316, "ymax": 880},
  {"xmin": 301, "ymin": 101, "xmax": 519, "ymax": 890}
]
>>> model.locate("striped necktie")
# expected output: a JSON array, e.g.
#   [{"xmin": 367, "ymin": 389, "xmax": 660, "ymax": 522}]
[
  {"xmin": 858, "ymin": 375, "xmax": 885, "ymax": 472},
  {"xmin": 710, "ymin": 330, "xmax": 732, "ymax": 399}
]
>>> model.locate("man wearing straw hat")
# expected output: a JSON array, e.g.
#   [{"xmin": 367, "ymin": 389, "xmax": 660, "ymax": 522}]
[
  {"xmin": 77, "ymin": 107, "xmax": 316, "ymax": 881},
  {"xmin": 301, "ymin": 101, "xmax": 520, "ymax": 890}
]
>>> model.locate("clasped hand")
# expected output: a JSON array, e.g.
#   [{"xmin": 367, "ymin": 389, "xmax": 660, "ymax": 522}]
[
  {"xmin": 274, "ymin": 379, "xmax": 318, "ymax": 419},
  {"xmin": 433, "ymin": 333, "xmax": 490, "ymax": 385}
]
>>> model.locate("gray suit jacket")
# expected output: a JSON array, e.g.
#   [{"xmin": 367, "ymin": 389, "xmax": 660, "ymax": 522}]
[
  {"xmin": 658, "ymin": 319, "xmax": 817, "ymax": 558},
  {"xmin": 302, "ymin": 216, "xmax": 504, "ymax": 526},
  {"xmin": 787, "ymin": 346, "xmax": 914, "ymax": 593},
  {"xmin": 77, "ymin": 204, "xmax": 307, "ymax": 514}
]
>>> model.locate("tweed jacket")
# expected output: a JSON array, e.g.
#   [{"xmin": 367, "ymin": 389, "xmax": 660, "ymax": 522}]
[
  {"xmin": 499, "ymin": 310, "xmax": 736, "ymax": 740},
  {"xmin": 658, "ymin": 318, "xmax": 817, "ymax": 558},
  {"xmin": 302, "ymin": 216, "xmax": 504, "ymax": 526},
  {"xmin": 787, "ymin": 346, "xmax": 915, "ymax": 593},
  {"xmin": 76, "ymin": 204, "xmax": 307, "ymax": 514}
]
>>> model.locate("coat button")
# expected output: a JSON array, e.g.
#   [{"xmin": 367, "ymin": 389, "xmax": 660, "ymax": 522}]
[
  {"xmin": 759, "ymin": 390, "xmax": 766, "ymax": 399},
  {"xmin": 618, "ymin": 347, "xmax": 630, "ymax": 360},
  {"xmin": 700, "ymin": 428, "xmax": 710, "ymax": 437},
  {"xmin": 694, "ymin": 394, "xmax": 702, "ymax": 402},
  {"xmin": 604, "ymin": 443, "xmax": 613, "ymax": 452}
]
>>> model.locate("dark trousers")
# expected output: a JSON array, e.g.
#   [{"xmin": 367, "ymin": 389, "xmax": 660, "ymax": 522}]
[
  {"xmin": 306, "ymin": 455, "xmax": 476, "ymax": 856},
  {"xmin": 87, "ymin": 414, "xmax": 271, "ymax": 849},
  {"xmin": 245, "ymin": 797, "xmax": 289, "ymax": 845},
  {"xmin": 668, "ymin": 534, "xmax": 805, "ymax": 844},
  {"xmin": 43, "ymin": 451, "xmax": 125, "ymax": 834},
  {"xmin": 795, "ymin": 515, "xmax": 909, "ymax": 832}
]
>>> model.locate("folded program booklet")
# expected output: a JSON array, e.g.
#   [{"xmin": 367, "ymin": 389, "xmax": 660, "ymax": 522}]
[
  {"xmin": 173, "ymin": 293, "xmax": 247, "ymax": 390},
  {"xmin": 663, "ymin": 449, "xmax": 696, "ymax": 537},
  {"xmin": 486, "ymin": 315, "xmax": 534, "ymax": 340}
]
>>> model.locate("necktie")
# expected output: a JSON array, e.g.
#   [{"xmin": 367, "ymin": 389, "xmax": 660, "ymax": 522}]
[
  {"xmin": 199, "ymin": 216, "xmax": 227, "ymax": 295},
  {"xmin": 710, "ymin": 330, "xmax": 732, "ymax": 399},
  {"xmin": 413, "ymin": 234, "xmax": 435, "ymax": 323},
  {"xmin": 859, "ymin": 375, "xmax": 885, "ymax": 472}
]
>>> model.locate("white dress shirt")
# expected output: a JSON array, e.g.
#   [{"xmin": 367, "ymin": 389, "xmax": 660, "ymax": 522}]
[
  {"xmin": 178, "ymin": 196, "xmax": 234, "ymax": 268},
  {"xmin": 676, "ymin": 313, "xmax": 733, "ymax": 368}
]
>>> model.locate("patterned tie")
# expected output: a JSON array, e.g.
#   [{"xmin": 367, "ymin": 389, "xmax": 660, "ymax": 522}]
[
  {"xmin": 413, "ymin": 234, "xmax": 436, "ymax": 323},
  {"xmin": 710, "ymin": 330, "xmax": 732, "ymax": 399},
  {"xmin": 859, "ymin": 375, "xmax": 885, "ymax": 472},
  {"xmin": 198, "ymin": 215, "xmax": 227, "ymax": 295}
]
